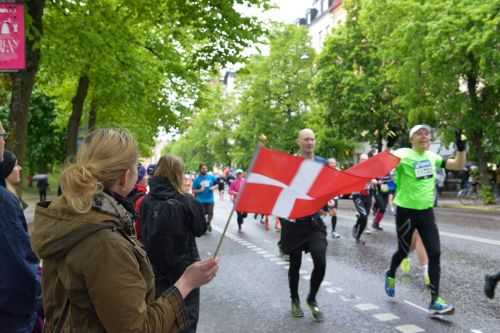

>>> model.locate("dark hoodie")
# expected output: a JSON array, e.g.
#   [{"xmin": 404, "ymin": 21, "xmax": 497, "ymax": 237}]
[
  {"xmin": 141, "ymin": 176, "xmax": 207, "ymax": 287},
  {"xmin": 31, "ymin": 192, "xmax": 187, "ymax": 333},
  {"xmin": 141, "ymin": 176, "xmax": 206, "ymax": 332}
]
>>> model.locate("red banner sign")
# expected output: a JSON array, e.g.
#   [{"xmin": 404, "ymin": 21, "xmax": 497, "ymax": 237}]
[{"xmin": 0, "ymin": 3, "xmax": 25, "ymax": 71}]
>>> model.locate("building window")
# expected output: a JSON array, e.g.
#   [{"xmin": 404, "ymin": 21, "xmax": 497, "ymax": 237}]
[{"xmin": 322, "ymin": 0, "xmax": 329, "ymax": 13}]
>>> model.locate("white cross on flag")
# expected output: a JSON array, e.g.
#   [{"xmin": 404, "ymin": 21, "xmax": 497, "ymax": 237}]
[{"xmin": 235, "ymin": 148, "xmax": 399, "ymax": 219}]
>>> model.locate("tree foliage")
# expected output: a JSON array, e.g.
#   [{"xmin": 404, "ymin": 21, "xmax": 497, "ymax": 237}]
[
  {"xmin": 165, "ymin": 81, "xmax": 236, "ymax": 171},
  {"xmin": 231, "ymin": 24, "xmax": 315, "ymax": 166},
  {"xmin": 360, "ymin": 0, "xmax": 500, "ymax": 186},
  {"xmin": 313, "ymin": 0, "xmax": 405, "ymax": 153}
]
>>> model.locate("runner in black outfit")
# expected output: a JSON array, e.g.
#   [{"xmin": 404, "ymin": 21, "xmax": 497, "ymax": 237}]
[{"xmin": 280, "ymin": 128, "xmax": 328, "ymax": 322}]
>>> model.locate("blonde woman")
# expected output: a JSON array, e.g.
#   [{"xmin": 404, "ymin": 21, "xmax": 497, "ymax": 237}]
[
  {"xmin": 32, "ymin": 129, "xmax": 218, "ymax": 333},
  {"xmin": 140, "ymin": 155, "xmax": 207, "ymax": 333}
]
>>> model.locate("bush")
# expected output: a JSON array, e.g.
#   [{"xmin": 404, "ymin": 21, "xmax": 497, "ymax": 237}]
[{"xmin": 480, "ymin": 186, "xmax": 495, "ymax": 205}]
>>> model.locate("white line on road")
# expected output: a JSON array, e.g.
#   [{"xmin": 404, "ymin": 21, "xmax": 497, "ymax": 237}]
[
  {"xmin": 337, "ymin": 213, "xmax": 500, "ymax": 247},
  {"xmin": 373, "ymin": 313, "xmax": 399, "ymax": 322},
  {"xmin": 355, "ymin": 303, "xmax": 380, "ymax": 311},
  {"xmin": 325, "ymin": 288, "xmax": 337, "ymax": 294},
  {"xmin": 471, "ymin": 330, "xmax": 484, "ymax": 333},
  {"xmin": 403, "ymin": 300, "xmax": 429, "ymax": 314},
  {"xmin": 395, "ymin": 324, "xmax": 425, "ymax": 333},
  {"xmin": 321, "ymin": 281, "xmax": 332, "ymax": 286}
]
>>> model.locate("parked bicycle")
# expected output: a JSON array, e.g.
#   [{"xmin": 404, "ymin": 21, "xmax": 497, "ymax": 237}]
[{"xmin": 457, "ymin": 183, "xmax": 480, "ymax": 205}]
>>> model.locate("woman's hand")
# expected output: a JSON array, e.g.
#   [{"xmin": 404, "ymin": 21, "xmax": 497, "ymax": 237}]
[{"xmin": 175, "ymin": 257, "xmax": 219, "ymax": 298}]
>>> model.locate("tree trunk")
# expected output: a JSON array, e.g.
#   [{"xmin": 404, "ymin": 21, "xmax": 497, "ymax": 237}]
[
  {"xmin": 470, "ymin": 131, "xmax": 490, "ymax": 187},
  {"xmin": 88, "ymin": 97, "xmax": 97, "ymax": 131},
  {"xmin": 465, "ymin": 59, "xmax": 490, "ymax": 188},
  {"xmin": 66, "ymin": 75, "xmax": 90, "ymax": 158},
  {"xmin": 7, "ymin": 0, "xmax": 45, "ymax": 167}
]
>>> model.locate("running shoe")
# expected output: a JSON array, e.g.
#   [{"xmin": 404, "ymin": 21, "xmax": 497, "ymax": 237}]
[
  {"xmin": 429, "ymin": 297, "xmax": 455, "ymax": 315},
  {"xmin": 207, "ymin": 223, "xmax": 212, "ymax": 232},
  {"xmin": 291, "ymin": 300, "xmax": 304, "ymax": 318},
  {"xmin": 372, "ymin": 223, "xmax": 383, "ymax": 231},
  {"xmin": 307, "ymin": 300, "xmax": 324, "ymax": 322},
  {"xmin": 331, "ymin": 232, "xmax": 341, "ymax": 239},
  {"xmin": 401, "ymin": 258, "xmax": 411, "ymax": 274},
  {"xmin": 484, "ymin": 274, "xmax": 497, "ymax": 299},
  {"xmin": 385, "ymin": 272, "xmax": 395, "ymax": 297}
]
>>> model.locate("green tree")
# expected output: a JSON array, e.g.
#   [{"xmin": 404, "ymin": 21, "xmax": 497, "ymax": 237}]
[
  {"xmin": 231, "ymin": 24, "xmax": 315, "ymax": 166},
  {"xmin": 361, "ymin": 0, "xmax": 500, "ymax": 197},
  {"xmin": 5, "ymin": 0, "xmax": 272, "ymax": 164},
  {"xmin": 313, "ymin": 0, "xmax": 404, "ymax": 154},
  {"xmin": 26, "ymin": 91, "xmax": 65, "ymax": 174},
  {"xmin": 165, "ymin": 81, "xmax": 235, "ymax": 171}
]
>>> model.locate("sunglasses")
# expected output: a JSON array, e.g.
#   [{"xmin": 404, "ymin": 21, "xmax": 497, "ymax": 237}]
[{"xmin": 0, "ymin": 133, "xmax": 8, "ymax": 139}]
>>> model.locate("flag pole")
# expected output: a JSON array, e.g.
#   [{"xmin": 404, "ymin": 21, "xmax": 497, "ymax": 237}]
[{"xmin": 213, "ymin": 138, "xmax": 266, "ymax": 257}]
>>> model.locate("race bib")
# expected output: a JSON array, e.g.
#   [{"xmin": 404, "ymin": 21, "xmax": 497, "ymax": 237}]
[
  {"xmin": 414, "ymin": 160, "xmax": 433, "ymax": 180},
  {"xmin": 380, "ymin": 184, "xmax": 389, "ymax": 193},
  {"xmin": 202, "ymin": 180, "xmax": 211, "ymax": 187}
]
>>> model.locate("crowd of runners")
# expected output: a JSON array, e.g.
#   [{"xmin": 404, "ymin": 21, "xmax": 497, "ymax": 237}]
[{"xmin": 2, "ymin": 119, "xmax": 500, "ymax": 333}]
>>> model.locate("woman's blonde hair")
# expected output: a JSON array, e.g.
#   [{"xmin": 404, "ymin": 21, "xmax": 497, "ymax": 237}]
[
  {"xmin": 154, "ymin": 154, "xmax": 185, "ymax": 194},
  {"xmin": 60, "ymin": 128, "xmax": 138, "ymax": 213}
]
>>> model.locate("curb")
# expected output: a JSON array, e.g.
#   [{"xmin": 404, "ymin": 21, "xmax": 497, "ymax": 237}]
[{"xmin": 439, "ymin": 203, "xmax": 500, "ymax": 213}]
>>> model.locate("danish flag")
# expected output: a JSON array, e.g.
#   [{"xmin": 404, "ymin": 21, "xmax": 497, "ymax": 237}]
[{"xmin": 235, "ymin": 148, "xmax": 399, "ymax": 219}]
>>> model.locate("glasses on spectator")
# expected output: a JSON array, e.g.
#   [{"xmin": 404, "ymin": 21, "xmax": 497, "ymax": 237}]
[{"xmin": 0, "ymin": 133, "xmax": 8, "ymax": 139}]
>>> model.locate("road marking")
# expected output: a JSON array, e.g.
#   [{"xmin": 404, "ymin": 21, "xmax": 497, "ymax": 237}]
[
  {"xmin": 276, "ymin": 261, "xmax": 288, "ymax": 265},
  {"xmin": 395, "ymin": 324, "xmax": 425, "ymax": 333},
  {"xmin": 299, "ymin": 269, "xmax": 308, "ymax": 274},
  {"xmin": 325, "ymin": 288, "xmax": 337, "ymax": 294},
  {"xmin": 471, "ymin": 330, "xmax": 484, "ymax": 333},
  {"xmin": 403, "ymin": 300, "xmax": 429, "ymax": 314},
  {"xmin": 340, "ymin": 295, "xmax": 360, "ymax": 302},
  {"xmin": 262, "ymin": 254, "xmax": 274, "ymax": 258},
  {"xmin": 355, "ymin": 303, "xmax": 379, "ymax": 311},
  {"xmin": 302, "ymin": 275, "xmax": 311, "ymax": 280},
  {"xmin": 337, "ymin": 213, "xmax": 500, "ymax": 247},
  {"xmin": 373, "ymin": 313, "xmax": 399, "ymax": 322},
  {"xmin": 322, "ymin": 281, "xmax": 332, "ymax": 286}
]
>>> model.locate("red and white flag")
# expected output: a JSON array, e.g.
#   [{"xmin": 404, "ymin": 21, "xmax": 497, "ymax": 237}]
[{"xmin": 235, "ymin": 148, "xmax": 399, "ymax": 219}]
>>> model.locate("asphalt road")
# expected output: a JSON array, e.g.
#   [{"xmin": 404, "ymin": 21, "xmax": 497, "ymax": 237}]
[{"xmin": 194, "ymin": 198, "xmax": 500, "ymax": 333}]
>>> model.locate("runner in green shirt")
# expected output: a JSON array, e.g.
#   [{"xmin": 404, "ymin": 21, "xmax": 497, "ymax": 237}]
[{"xmin": 384, "ymin": 125, "xmax": 467, "ymax": 315}]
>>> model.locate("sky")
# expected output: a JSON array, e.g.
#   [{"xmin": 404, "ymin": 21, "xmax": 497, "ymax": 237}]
[{"xmin": 238, "ymin": 0, "xmax": 311, "ymax": 24}]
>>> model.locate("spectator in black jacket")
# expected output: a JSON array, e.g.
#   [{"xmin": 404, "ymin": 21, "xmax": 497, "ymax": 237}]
[{"xmin": 140, "ymin": 154, "xmax": 207, "ymax": 333}]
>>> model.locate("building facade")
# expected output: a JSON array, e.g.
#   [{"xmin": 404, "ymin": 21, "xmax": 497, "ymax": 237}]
[{"xmin": 302, "ymin": 0, "xmax": 347, "ymax": 52}]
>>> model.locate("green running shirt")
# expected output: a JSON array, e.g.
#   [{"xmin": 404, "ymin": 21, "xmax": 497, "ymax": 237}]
[{"xmin": 393, "ymin": 148, "xmax": 443, "ymax": 210}]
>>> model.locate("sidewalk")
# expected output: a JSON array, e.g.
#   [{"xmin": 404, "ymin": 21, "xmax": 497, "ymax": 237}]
[{"xmin": 437, "ymin": 198, "xmax": 500, "ymax": 213}]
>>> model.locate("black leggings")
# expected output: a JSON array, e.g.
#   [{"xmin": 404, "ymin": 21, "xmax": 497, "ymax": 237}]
[
  {"xmin": 388, "ymin": 206, "xmax": 441, "ymax": 301},
  {"xmin": 289, "ymin": 242, "xmax": 326, "ymax": 303},
  {"xmin": 373, "ymin": 192, "xmax": 389, "ymax": 214},
  {"xmin": 352, "ymin": 194, "xmax": 372, "ymax": 239}
]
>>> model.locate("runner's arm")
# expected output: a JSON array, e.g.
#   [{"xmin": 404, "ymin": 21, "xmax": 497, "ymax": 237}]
[{"xmin": 445, "ymin": 151, "xmax": 466, "ymax": 171}]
